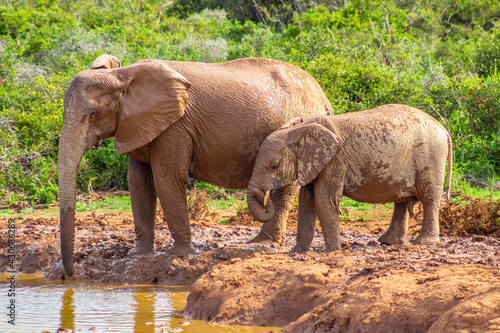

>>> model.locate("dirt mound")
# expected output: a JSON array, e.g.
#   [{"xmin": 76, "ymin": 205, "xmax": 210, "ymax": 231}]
[
  {"xmin": 182, "ymin": 240, "xmax": 500, "ymax": 330},
  {"xmin": 439, "ymin": 196, "xmax": 500, "ymax": 237},
  {"xmin": 183, "ymin": 252, "xmax": 352, "ymax": 327},
  {"xmin": 427, "ymin": 288, "xmax": 500, "ymax": 332},
  {"xmin": 281, "ymin": 265, "xmax": 500, "ymax": 333}
]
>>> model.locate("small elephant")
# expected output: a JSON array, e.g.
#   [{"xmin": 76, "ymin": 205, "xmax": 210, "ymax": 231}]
[
  {"xmin": 247, "ymin": 104, "xmax": 453, "ymax": 252},
  {"xmin": 59, "ymin": 55, "xmax": 332, "ymax": 276}
]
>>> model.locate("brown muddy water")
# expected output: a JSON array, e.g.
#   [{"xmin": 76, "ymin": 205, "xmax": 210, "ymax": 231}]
[{"xmin": 0, "ymin": 274, "xmax": 280, "ymax": 333}]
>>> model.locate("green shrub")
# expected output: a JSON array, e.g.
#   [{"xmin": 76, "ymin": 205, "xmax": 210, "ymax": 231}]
[
  {"xmin": 476, "ymin": 28, "xmax": 500, "ymax": 78},
  {"xmin": 1, "ymin": 0, "xmax": 499, "ymax": 206},
  {"xmin": 77, "ymin": 139, "xmax": 129, "ymax": 193}
]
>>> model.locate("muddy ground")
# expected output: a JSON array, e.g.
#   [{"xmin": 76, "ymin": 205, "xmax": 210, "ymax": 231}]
[{"xmin": 1, "ymin": 191, "xmax": 500, "ymax": 332}]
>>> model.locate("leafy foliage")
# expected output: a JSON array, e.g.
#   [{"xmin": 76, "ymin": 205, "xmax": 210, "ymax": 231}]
[{"xmin": 0, "ymin": 0, "xmax": 499, "ymax": 206}]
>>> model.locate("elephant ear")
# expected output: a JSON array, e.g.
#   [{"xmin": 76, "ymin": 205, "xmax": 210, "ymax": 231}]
[
  {"xmin": 90, "ymin": 54, "xmax": 121, "ymax": 69},
  {"xmin": 288, "ymin": 123, "xmax": 339, "ymax": 186},
  {"xmin": 112, "ymin": 61, "xmax": 191, "ymax": 154}
]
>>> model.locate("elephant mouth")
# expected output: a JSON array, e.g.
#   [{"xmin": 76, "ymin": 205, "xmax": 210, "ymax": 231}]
[{"xmin": 253, "ymin": 188, "xmax": 273, "ymax": 207}]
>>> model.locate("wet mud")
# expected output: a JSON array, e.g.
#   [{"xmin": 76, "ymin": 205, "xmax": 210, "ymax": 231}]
[{"xmin": 1, "ymin": 192, "xmax": 499, "ymax": 332}]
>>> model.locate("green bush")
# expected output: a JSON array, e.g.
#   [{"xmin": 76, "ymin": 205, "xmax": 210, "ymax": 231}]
[
  {"xmin": 1, "ymin": 0, "xmax": 499, "ymax": 206},
  {"xmin": 476, "ymin": 28, "xmax": 500, "ymax": 78},
  {"xmin": 77, "ymin": 139, "xmax": 129, "ymax": 193}
]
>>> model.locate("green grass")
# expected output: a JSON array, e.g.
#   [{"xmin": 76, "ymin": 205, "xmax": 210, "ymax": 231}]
[
  {"xmin": 75, "ymin": 195, "xmax": 132, "ymax": 212},
  {"xmin": 340, "ymin": 198, "xmax": 375, "ymax": 211},
  {"xmin": 0, "ymin": 208, "xmax": 22, "ymax": 216},
  {"xmin": 2, "ymin": 185, "xmax": 499, "ymax": 219},
  {"xmin": 455, "ymin": 181, "xmax": 500, "ymax": 201},
  {"xmin": 0, "ymin": 208, "xmax": 58, "ymax": 217},
  {"xmin": 356, "ymin": 211, "xmax": 374, "ymax": 222},
  {"xmin": 339, "ymin": 210, "xmax": 353, "ymax": 222},
  {"xmin": 0, "ymin": 195, "xmax": 132, "ymax": 216},
  {"xmin": 1, "ymin": 195, "xmax": 132, "ymax": 216},
  {"xmin": 340, "ymin": 197, "xmax": 392, "ymax": 211},
  {"xmin": 217, "ymin": 218, "xmax": 233, "ymax": 225},
  {"xmin": 206, "ymin": 196, "xmax": 246, "ymax": 211},
  {"xmin": 0, "ymin": 205, "xmax": 59, "ymax": 216}
]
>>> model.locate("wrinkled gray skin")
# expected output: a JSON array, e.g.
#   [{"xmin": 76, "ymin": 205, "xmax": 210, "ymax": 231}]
[
  {"xmin": 247, "ymin": 104, "xmax": 453, "ymax": 252},
  {"xmin": 59, "ymin": 55, "xmax": 332, "ymax": 276}
]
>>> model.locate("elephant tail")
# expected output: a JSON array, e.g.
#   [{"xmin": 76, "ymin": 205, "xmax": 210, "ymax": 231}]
[{"xmin": 444, "ymin": 132, "xmax": 453, "ymax": 201}]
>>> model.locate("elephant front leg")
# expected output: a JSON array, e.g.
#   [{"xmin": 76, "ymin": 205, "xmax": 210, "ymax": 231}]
[
  {"xmin": 128, "ymin": 159, "xmax": 157, "ymax": 255},
  {"xmin": 248, "ymin": 184, "xmax": 300, "ymax": 245},
  {"xmin": 153, "ymin": 169, "xmax": 195, "ymax": 256},
  {"xmin": 378, "ymin": 201, "xmax": 412, "ymax": 245},
  {"xmin": 314, "ymin": 181, "xmax": 342, "ymax": 252},
  {"xmin": 292, "ymin": 184, "xmax": 317, "ymax": 253}
]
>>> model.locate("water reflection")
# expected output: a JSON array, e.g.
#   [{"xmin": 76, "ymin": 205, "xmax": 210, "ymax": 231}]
[
  {"xmin": 0, "ymin": 274, "xmax": 187, "ymax": 333},
  {"xmin": 0, "ymin": 274, "xmax": 281, "ymax": 333},
  {"xmin": 60, "ymin": 287, "xmax": 75, "ymax": 331},
  {"xmin": 133, "ymin": 291, "xmax": 155, "ymax": 333}
]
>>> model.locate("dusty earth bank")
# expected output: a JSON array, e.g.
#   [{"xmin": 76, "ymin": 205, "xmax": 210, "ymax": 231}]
[{"xmin": 1, "ymin": 192, "xmax": 500, "ymax": 332}]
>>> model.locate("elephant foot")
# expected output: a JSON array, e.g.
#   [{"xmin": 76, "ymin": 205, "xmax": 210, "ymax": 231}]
[
  {"xmin": 46, "ymin": 262, "xmax": 78, "ymax": 280},
  {"xmin": 247, "ymin": 230, "xmax": 285, "ymax": 245},
  {"xmin": 413, "ymin": 233, "xmax": 440, "ymax": 245},
  {"xmin": 378, "ymin": 232, "xmax": 405, "ymax": 245},
  {"xmin": 325, "ymin": 242, "xmax": 342, "ymax": 252},
  {"xmin": 290, "ymin": 244, "xmax": 308, "ymax": 254},
  {"xmin": 129, "ymin": 245, "xmax": 156, "ymax": 256},
  {"xmin": 166, "ymin": 242, "xmax": 196, "ymax": 256}
]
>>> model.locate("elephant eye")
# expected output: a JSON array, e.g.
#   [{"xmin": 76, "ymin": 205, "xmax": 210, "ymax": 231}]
[
  {"xmin": 89, "ymin": 110, "xmax": 98, "ymax": 121},
  {"xmin": 270, "ymin": 161, "xmax": 279, "ymax": 170}
]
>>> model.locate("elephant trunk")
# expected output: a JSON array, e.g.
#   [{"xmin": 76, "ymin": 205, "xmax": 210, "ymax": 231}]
[
  {"xmin": 58, "ymin": 120, "xmax": 86, "ymax": 277},
  {"xmin": 247, "ymin": 187, "xmax": 276, "ymax": 222}
]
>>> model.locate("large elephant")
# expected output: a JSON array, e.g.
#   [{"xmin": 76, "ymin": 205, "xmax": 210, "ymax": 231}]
[
  {"xmin": 247, "ymin": 104, "xmax": 452, "ymax": 252},
  {"xmin": 59, "ymin": 55, "xmax": 332, "ymax": 276}
]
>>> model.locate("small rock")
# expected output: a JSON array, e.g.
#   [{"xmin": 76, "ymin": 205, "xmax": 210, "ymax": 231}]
[
  {"xmin": 169, "ymin": 328, "xmax": 183, "ymax": 332},
  {"xmin": 158, "ymin": 323, "xmax": 170, "ymax": 330}
]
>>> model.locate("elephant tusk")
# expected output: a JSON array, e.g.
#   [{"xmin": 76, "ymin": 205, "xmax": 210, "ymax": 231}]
[{"xmin": 263, "ymin": 190, "xmax": 271, "ymax": 207}]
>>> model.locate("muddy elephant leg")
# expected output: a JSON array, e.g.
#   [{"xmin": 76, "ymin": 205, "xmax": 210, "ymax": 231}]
[
  {"xmin": 292, "ymin": 183, "xmax": 316, "ymax": 253},
  {"xmin": 154, "ymin": 173, "xmax": 195, "ymax": 255},
  {"xmin": 128, "ymin": 158, "xmax": 157, "ymax": 255},
  {"xmin": 248, "ymin": 184, "xmax": 299, "ymax": 245},
  {"xmin": 314, "ymin": 180, "xmax": 342, "ymax": 252},
  {"xmin": 414, "ymin": 193, "xmax": 441, "ymax": 245},
  {"xmin": 151, "ymin": 138, "xmax": 195, "ymax": 255},
  {"xmin": 378, "ymin": 201, "xmax": 411, "ymax": 245},
  {"xmin": 156, "ymin": 181, "xmax": 195, "ymax": 254}
]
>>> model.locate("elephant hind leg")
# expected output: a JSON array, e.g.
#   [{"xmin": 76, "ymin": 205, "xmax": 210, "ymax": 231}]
[
  {"xmin": 413, "ymin": 196, "xmax": 441, "ymax": 245},
  {"xmin": 247, "ymin": 184, "xmax": 300, "ymax": 245},
  {"xmin": 378, "ymin": 201, "xmax": 413, "ymax": 245}
]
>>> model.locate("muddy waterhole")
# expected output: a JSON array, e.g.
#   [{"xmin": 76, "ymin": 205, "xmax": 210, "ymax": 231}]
[{"xmin": 0, "ymin": 273, "xmax": 279, "ymax": 333}]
